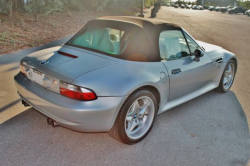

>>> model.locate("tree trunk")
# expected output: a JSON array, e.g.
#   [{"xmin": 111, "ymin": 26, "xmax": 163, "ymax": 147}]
[
  {"xmin": 34, "ymin": 0, "xmax": 39, "ymax": 22},
  {"xmin": 7, "ymin": 0, "xmax": 13, "ymax": 16},
  {"xmin": 17, "ymin": 0, "xmax": 23, "ymax": 11},
  {"xmin": 12, "ymin": 0, "xmax": 17, "ymax": 11},
  {"xmin": 35, "ymin": 14, "xmax": 39, "ymax": 22}
]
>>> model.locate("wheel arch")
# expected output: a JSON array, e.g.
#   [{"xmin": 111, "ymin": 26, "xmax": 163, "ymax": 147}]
[
  {"xmin": 108, "ymin": 84, "xmax": 162, "ymax": 143},
  {"xmin": 134, "ymin": 85, "xmax": 161, "ymax": 109},
  {"xmin": 119, "ymin": 84, "xmax": 162, "ymax": 116},
  {"xmin": 224, "ymin": 56, "xmax": 238, "ymax": 73},
  {"xmin": 230, "ymin": 57, "xmax": 238, "ymax": 72}
]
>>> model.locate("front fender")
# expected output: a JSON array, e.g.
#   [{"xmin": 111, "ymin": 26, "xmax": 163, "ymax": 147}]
[{"xmin": 221, "ymin": 50, "xmax": 237, "ymax": 63}]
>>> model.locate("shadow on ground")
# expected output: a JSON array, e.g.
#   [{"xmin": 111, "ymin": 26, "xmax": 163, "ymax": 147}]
[
  {"xmin": 0, "ymin": 35, "xmax": 73, "ymax": 71},
  {"xmin": 0, "ymin": 90, "xmax": 249, "ymax": 166}
]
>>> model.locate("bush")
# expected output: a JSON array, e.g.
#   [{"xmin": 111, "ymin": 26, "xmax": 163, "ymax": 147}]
[
  {"xmin": 24, "ymin": 0, "xmax": 64, "ymax": 15},
  {"xmin": 0, "ymin": 0, "xmax": 144, "ymax": 18},
  {"xmin": 0, "ymin": 1, "xmax": 12, "ymax": 15}
]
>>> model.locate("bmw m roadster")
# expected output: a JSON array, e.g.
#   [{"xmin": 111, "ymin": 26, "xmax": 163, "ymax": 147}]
[{"xmin": 14, "ymin": 16, "xmax": 237, "ymax": 144}]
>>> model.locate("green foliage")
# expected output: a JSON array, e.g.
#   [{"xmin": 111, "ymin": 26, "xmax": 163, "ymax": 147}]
[
  {"xmin": 0, "ymin": 0, "xmax": 145, "ymax": 17},
  {"xmin": 24, "ymin": 0, "xmax": 64, "ymax": 15},
  {"xmin": 91, "ymin": 0, "xmax": 112, "ymax": 11},
  {"xmin": 196, "ymin": 0, "xmax": 202, "ymax": 5},
  {"xmin": 238, "ymin": 0, "xmax": 250, "ymax": 9},
  {"xmin": 0, "ymin": 1, "xmax": 12, "ymax": 15},
  {"xmin": 144, "ymin": 0, "xmax": 153, "ymax": 7},
  {"xmin": 60, "ymin": 0, "xmax": 83, "ymax": 11}
]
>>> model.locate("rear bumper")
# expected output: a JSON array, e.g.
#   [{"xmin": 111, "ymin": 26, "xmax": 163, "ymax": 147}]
[{"xmin": 14, "ymin": 73, "xmax": 125, "ymax": 132}]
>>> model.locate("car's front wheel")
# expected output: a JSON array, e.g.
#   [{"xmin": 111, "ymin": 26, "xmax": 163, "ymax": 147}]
[
  {"xmin": 109, "ymin": 89, "xmax": 157, "ymax": 144},
  {"xmin": 216, "ymin": 60, "xmax": 236, "ymax": 93}
]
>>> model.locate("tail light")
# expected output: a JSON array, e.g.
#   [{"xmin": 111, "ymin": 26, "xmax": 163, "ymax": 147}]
[
  {"xmin": 60, "ymin": 81, "xmax": 97, "ymax": 101},
  {"xmin": 20, "ymin": 61, "xmax": 31, "ymax": 79},
  {"xmin": 20, "ymin": 62, "xmax": 25, "ymax": 75},
  {"xmin": 20, "ymin": 61, "xmax": 29, "ymax": 78}
]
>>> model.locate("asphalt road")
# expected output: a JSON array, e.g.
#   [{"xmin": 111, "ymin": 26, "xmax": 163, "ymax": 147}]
[{"xmin": 0, "ymin": 7, "xmax": 249, "ymax": 166}]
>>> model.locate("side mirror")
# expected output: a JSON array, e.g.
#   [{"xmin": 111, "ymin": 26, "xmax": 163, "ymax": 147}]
[{"xmin": 194, "ymin": 49, "xmax": 204, "ymax": 62}]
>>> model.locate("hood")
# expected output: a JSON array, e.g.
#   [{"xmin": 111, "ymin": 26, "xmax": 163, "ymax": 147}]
[{"xmin": 23, "ymin": 45, "xmax": 119, "ymax": 83}]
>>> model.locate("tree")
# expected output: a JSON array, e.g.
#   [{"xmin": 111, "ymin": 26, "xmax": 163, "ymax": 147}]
[
  {"xmin": 196, "ymin": 0, "xmax": 202, "ymax": 5},
  {"xmin": 238, "ymin": 0, "xmax": 250, "ymax": 8},
  {"xmin": 7, "ymin": 0, "xmax": 12, "ymax": 16},
  {"xmin": 0, "ymin": 0, "xmax": 157, "ymax": 19}
]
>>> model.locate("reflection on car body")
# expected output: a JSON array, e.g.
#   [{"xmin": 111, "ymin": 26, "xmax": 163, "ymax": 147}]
[{"xmin": 15, "ymin": 16, "xmax": 238, "ymax": 144}]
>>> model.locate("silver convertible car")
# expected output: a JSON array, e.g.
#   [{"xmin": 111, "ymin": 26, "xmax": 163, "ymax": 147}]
[{"xmin": 14, "ymin": 16, "xmax": 237, "ymax": 144}]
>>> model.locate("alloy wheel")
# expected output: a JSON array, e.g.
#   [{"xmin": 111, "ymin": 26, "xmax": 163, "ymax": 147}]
[
  {"xmin": 223, "ymin": 63, "xmax": 235, "ymax": 90},
  {"xmin": 124, "ymin": 96, "xmax": 155, "ymax": 140}
]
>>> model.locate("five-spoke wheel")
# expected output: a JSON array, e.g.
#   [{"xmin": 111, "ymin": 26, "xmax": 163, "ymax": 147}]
[
  {"xmin": 109, "ymin": 89, "xmax": 157, "ymax": 144},
  {"xmin": 216, "ymin": 59, "xmax": 236, "ymax": 93},
  {"xmin": 223, "ymin": 63, "xmax": 235, "ymax": 90},
  {"xmin": 125, "ymin": 96, "xmax": 155, "ymax": 140}
]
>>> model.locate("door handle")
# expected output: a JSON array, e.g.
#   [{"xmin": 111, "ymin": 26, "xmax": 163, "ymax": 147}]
[{"xmin": 172, "ymin": 68, "xmax": 181, "ymax": 75}]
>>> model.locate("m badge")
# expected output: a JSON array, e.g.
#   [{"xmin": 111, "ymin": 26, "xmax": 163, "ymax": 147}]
[{"xmin": 40, "ymin": 60, "xmax": 49, "ymax": 65}]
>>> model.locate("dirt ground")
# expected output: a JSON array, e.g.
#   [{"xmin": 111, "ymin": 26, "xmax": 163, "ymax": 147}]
[{"xmin": 0, "ymin": 9, "xmax": 136, "ymax": 55}]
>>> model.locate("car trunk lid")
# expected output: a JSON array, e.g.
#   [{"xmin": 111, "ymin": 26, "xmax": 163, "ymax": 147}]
[{"xmin": 22, "ymin": 46, "xmax": 119, "ymax": 92}]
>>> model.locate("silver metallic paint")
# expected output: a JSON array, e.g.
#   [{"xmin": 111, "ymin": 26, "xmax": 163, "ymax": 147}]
[
  {"xmin": 15, "ymin": 73, "xmax": 125, "ymax": 132},
  {"xmin": 14, "ymin": 30, "xmax": 237, "ymax": 132}
]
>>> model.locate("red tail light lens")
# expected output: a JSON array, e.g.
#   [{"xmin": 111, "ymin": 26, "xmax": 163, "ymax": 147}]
[
  {"xmin": 20, "ymin": 62, "xmax": 25, "ymax": 75},
  {"xmin": 59, "ymin": 81, "xmax": 97, "ymax": 101}
]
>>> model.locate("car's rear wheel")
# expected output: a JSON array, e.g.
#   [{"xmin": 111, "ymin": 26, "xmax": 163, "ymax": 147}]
[
  {"xmin": 108, "ymin": 89, "xmax": 157, "ymax": 144},
  {"xmin": 216, "ymin": 60, "xmax": 236, "ymax": 93}
]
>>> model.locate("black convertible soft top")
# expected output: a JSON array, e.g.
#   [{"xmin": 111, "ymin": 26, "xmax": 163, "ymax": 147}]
[
  {"xmin": 98, "ymin": 16, "xmax": 181, "ymax": 29},
  {"xmin": 67, "ymin": 16, "xmax": 183, "ymax": 62},
  {"xmin": 97, "ymin": 16, "xmax": 182, "ymax": 44}
]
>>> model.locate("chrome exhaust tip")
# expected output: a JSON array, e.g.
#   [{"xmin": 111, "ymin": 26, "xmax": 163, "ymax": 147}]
[
  {"xmin": 22, "ymin": 100, "xmax": 30, "ymax": 107},
  {"xmin": 47, "ymin": 117, "xmax": 53, "ymax": 125},
  {"xmin": 47, "ymin": 117, "xmax": 59, "ymax": 127}
]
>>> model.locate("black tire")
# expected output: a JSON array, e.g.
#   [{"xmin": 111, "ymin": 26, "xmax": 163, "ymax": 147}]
[
  {"xmin": 108, "ymin": 89, "xmax": 158, "ymax": 144},
  {"xmin": 216, "ymin": 60, "xmax": 236, "ymax": 93}
]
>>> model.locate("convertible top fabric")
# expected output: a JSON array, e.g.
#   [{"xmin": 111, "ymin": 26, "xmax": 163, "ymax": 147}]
[
  {"xmin": 98, "ymin": 16, "xmax": 181, "ymax": 29},
  {"xmin": 67, "ymin": 16, "xmax": 183, "ymax": 62}
]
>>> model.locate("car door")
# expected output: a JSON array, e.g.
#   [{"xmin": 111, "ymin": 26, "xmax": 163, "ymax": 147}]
[
  {"xmin": 159, "ymin": 30, "xmax": 213, "ymax": 101},
  {"xmin": 236, "ymin": 7, "xmax": 242, "ymax": 13}
]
